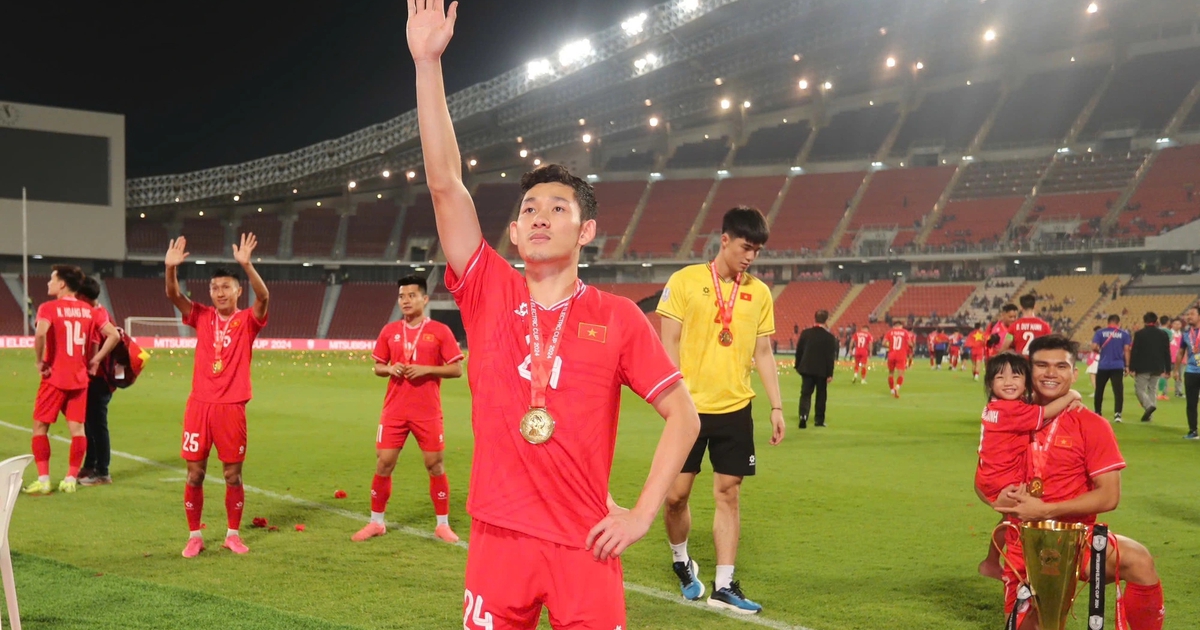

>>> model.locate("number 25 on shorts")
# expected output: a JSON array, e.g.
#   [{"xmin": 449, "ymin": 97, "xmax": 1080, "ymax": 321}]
[
  {"xmin": 182, "ymin": 432, "xmax": 201, "ymax": 454},
  {"xmin": 463, "ymin": 590, "xmax": 494, "ymax": 630}
]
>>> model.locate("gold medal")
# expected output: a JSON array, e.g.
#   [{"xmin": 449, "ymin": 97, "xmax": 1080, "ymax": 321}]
[
  {"xmin": 718, "ymin": 329, "xmax": 734, "ymax": 346},
  {"xmin": 520, "ymin": 407, "xmax": 555, "ymax": 445},
  {"xmin": 212, "ymin": 359, "xmax": 223, "ymax": 374},
  {"xmin": 1029, "ymin": 477, "xmax": 1044, "ymax": 498}
]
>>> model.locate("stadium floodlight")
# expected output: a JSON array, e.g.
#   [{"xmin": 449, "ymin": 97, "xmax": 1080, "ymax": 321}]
[
  {"xmin": 798, "ymin": 79, "xmax": 808, "ymax": 90},
  {"xmin": 679, "ymin": 0, "xmax": 700, "ymax": 12},
  {"xmin": 316, "ymin": 201, "xmax": 322, "ymax": 207},
  {"xmin": 196, "ymin": 260, "xmax": 207, "ymax": 265},
  {"xmin": 644, "ymin": 99, "xmax": 653, "ymax": 107},
  {"xmin": 1075, "ymin": 266, "xmax": 1088, "ymax": 272},
  {"xmin": 648, "ymin": 116, "xmax": 660, "ymax": 127},
  {"xmin": 838, "ymin": 264, "xmax": 844, "ymax": 269},
  {"xmin": 468, "ymin": 158, "xmax": 478, "ymax": 166},
  {"xmin": 984, "ymin": 28, "xmax": 996, "ymax": 42},
  {"xmin": 1086, "ymin": 2, "xmax": 1098, "ymax": 14},
  {"xmin": 634, "ymin": 58, "xmax": 647, "ymax": 71},
  {"xmin": 869, "ymin": 100, "xmax": 875, "ymax": 106},
  {"xmin": 742, "ymin": 100, "xmax": 752, "ymax": 109},
  {"xmin": 719, "ymin": 98, "xmax": 731, "ymax": 110},
  {"xmin": 578, "ymin": 118, "xmax": 586, "ymax": 126},
  {"xmin": 292, "ymin": 188, "xmax": 298, "ymax": 194},
  {"xmin": 377, "ymin": 193, "xmax": 383, "ymax": 199},
  {"xmin": 348, "ymin": 181, "xmax": 357, "ymax": 189},
  {"xmin": 1057, "ymin": 147, "xmax": 1070, "ymax": 154},
  {"xmin": 407, "ymin": 170, "xmax": 417, "ymax": 179},
  {"xmin": 233, "ymin": 194, "xmax": 241, "ymax": 201},
  {"xmin": 642, "ymin": 262, "xmax": 653, "ymax": 267},
  {"xmin": 1070, "ymin": 56, "xmax": 1076, "ymax": 62},
  {"xmin": 645, "ymin": 53, "xmax": 658, "ymax": 65},
  {"xmin": 382, "ymin": 170, "xmax": 391, "ymax": 178},
  {"xmin": 581, "ymin": 133, "xmax": 593, "ymax": 143},
  {"xmin": 558, "ymin": 39, "xmax": 592, "ymax": 67},
  {"xmin": 578, "ymin": 263, "xmax": 590, "ymax": 268},
  {"xmin": 1014, "ymin": 259, "xmax": 1020, "ymax": 264},
  {"xmin": 963, "ymin": 155, "xmax": 975, "ymax": 161},
  {"xmin": 793, "ymin": 54, "xmax": 801, "ymax": 62},
  {"xmin": 790, "ymin": 166, "xmax": 804, "ymax": 173},
  {"xmin": 886, "ymin": 56, "xmax": 896, "ymax": 68},
  {"xmin": 871, "ymin": 161, "xmax": 883, "ymax": 168},
  {"xmin": 514, "ymin": 262, "xmax": 525, "ymax": 268},
  {"xmin": 915, "ymin": 61, "xmax": 924, "ymax": 70},
  {"xmin": 649, "ymin": 172, "xmax": 664, "ymax": 181},
  {"xmin": 717, "ymin": 169, "xmax": 730, "ymax": 178},
  {"xmin": 257, "ymin": 207, "xmax": 263, "ymax": 212},
  {"xmin": 714, "ymin": 77, "xmax": 723, "ymax": 86},
  {"xmin": 533, "ymin": 158, "xmax": 542, "ymax": 166},
  {"xmin": 501, "ymin": 173, "xmax": 507, "ymax": 178},
  {"xmin": 519, "ymin": 149, "xmax": 529, "ymax": 158},
  {"xmin": 823, "ymin": 81, "xmax": 833, "ymax": 90},
  {"xmin": 526, "ymin": 58, "xmax": 553, "ymax": 80},
  {"xmin": 585, "ymin": 174, "xmax": 600, "ymax": 183},
  {"xmin": 198, "ymin": 210, "xmax": 204, "ymax": 216},
  {"xmin": 302, "ymin": 262, "xmax": 313, "ymax": 267},
  {"xmin": 621, "ymin": 13, "xmax": 648, "ymax": 36},
  {"xmin": 1156, "ymin": 137, "xmax": 1170, "ymax": 144},
  {"xmin": 139, "ymin": 213, "xmax": 146, "ymax": 218},
  {"xmin": 175, "ymin": 197, "xmax": 181, "ymax": 202}
]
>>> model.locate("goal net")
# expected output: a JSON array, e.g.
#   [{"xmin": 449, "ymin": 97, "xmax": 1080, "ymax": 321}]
[{"xmin": 124, "ymin": 317, "xmax": 187, "ymax": 338}]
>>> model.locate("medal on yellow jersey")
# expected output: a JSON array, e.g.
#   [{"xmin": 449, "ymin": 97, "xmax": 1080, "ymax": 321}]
[
  {"xmin": 521, "ymin": 288, "xmax": 574, "ymax": 445},
  {"xmin": 710, "ymin": 261, "xmax": 742, "ymax": 347}
]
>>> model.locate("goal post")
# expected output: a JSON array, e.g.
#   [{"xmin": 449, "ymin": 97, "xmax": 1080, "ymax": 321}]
[{"xmin": 124, "ymin": 317, "xmax": 186, "ymax": 337}]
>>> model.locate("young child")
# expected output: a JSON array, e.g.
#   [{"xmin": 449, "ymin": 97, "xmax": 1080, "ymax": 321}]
[{"xmin": 975, "ymin": 352, "xmax": 1082, "ymax": 579}]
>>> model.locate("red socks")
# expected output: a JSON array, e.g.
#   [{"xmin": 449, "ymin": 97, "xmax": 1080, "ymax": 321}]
[
  {"xmin": 32, "ymin": 435, "xmax": 50, "ymax": 476},
  {"xmin": 185, "ymin": 485, "xmax": 204, "ymax": 532},
  {"xmin": 888, "ymin": 377, "xmax": 895, "ymax": 389},
  {"xmin": 898, "ymin": 376, "xmax": 905, "ymax": 387},
  {"xmin": 68, "ymin": 435, "xmax": 87, "ymax": 478},
  {"xmin": 430, "ymin": 474, "xmax": 450, "ymax": 517},
  {"xmin": 225, "ymin": 484, "xmax": 245, "ymax": 531},
  {"xmin": 1123, "ymin": 581, "xmax": 1164, "ymax": 630},
  {"xmin": 371, "ymin": 474, "xmax": 392, "ymax": 514}
]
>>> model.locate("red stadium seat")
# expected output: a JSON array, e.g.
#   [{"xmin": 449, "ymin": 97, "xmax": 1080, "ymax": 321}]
[
  {"xmin": 886, "ymin": 284, "xmax": 977, "ymax": 321},
  {"xmin": 625, "ymin": 180, "xmax": 711, "ymax": 258},
  {"xmin": 327, "ymin": 283, "xmax": 399, "ymax": 340},
  {"xmin": 1116, "ymin": 145, "xmax": 1200, "ymax": 237},
  {"xmin": 831, "ymin": 281, "xmax": 894, "ymax": 338},
  {"xmin": 292, "ymin": 207, "xmax": 341, "ymax": 258},
  {"xmin": 771, "ymin": 172, "xmax": 865, "ymax": 253},
  {"xmin": 345, "ymin": 199, "xmax": 400, "ymax": 259},
  {"xmin": 771, "ymin": 281, "xmax": 852, "ymax": 347},
  {"xmin": 593, "ymin": 181, "xmax": 648, "ymax": 258},
  {"xmin": 691, "ymin": 177, "xmax": 786, "ymax": 256}
]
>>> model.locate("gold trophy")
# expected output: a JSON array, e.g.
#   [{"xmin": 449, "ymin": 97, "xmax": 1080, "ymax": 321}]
[{"xmin": 1019, "ymin": 520, "xmax": 1089, "ymax": 629}]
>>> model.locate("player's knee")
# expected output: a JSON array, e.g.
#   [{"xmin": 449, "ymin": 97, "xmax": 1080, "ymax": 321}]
[
  {"xmin": 1116, "ymin": 536, "xmax": 1159, "ymax": 584},
  {"xmin": 665, "ymin": 492, "xmax": 690, "ymax": 514},
  {"xmin": 31, "ymin": 422, "xmax": 50, "ymax": 436},
  {"xmin": 223, "ymin": 471, "xmax": 243, "ymax": 486},
  {"xmin": 426, "ymin": 460, "xmax": 445, "ymax": 477},
  {"xmin": 713, "ymin": 483, "xmax": 740, "ymax": 506},
  {"xmin": 186, "ymin": 470, "xmax": 206, "ymax": 486},
  {"xmin": 376, "ymin": 459, "xmax": 398, "ymax": 476}
]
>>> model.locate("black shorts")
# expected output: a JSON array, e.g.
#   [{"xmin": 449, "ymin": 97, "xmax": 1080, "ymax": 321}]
[{"xmin": 681, "ymin": 402, "xmax": 755, "ymax": 477}]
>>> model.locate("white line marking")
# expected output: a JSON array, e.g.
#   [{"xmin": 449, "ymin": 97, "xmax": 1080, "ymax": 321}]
[{"xmin": 0, "ymin": 420, "xmax": 813, "ymax": 630}]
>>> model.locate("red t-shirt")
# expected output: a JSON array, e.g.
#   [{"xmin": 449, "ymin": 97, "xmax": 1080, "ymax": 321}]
[
  {"xmin": 445, "ymin": 241, "xmax": 683, "ymax": 548},
  {"xmin": 1010, "ymin": 316, "xmax": 1051, "ymax": 356},
  {"xmin": 884, "ymin": 328, "xmax": 911, "ymax": 357},
  {"xmin": 88, "ymin": 305, "xmax": 113, "ymax": 384},
  {"xmin": 948, "ymin": 332, "xmax": 963, "ymax": 354},
  {"xmin": 986, "ymin": 321, "xmax": 1010, "ymax": 359},
  {"xmin": 1028, "ymin": 408, "xmax": 1126, "ymax": 525},
  {"xmin": 975, "ymin": 398, "xmax": 1046, "ymax": 501},
  {"xmin": 852, "ymin": 331, "xmax": 873, "ymax": 354},
  {"xmin": 36, "ymin": 297, "xmax": 98, "ymax": 391},
  {"xmin": 183, "ymin": 303, "xmax": 267, "ymax": 404},
  {"xmin": 967, "ymin": 330, "xmax": 987, "ymax": 351},
  {"xmin": 373, "ymin": 318, "xmax": 464, "ymax": 421}
]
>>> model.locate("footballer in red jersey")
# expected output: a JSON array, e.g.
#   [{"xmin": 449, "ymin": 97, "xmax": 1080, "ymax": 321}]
[
  {"xmin": 25, "ymin": 265, "xmax": 120, "ymax": 495},
  {"xmin": 1006, "ymin": 294, "xmax": 1052, "ymax": 356},
  {"xmin": 967, "ymin": 324, "xmax": 988, "ymax": 380},
  {"xmin": 986, "ymin": 304, "xmax": 1018, "ymax": 360},
  {"xmin": 409, "ymin": 4, "xmax": 701, "ymax": 626},
  {"xmin": 884, "ymin": 322, "xmax": 912, "ymax": 398},
  {"xmin": 165, "ymin": 234, "xmax": 269, "ymax": 558},
  {"xmin": 947, "ymin": 331, "xmax": 964, "ymax": 370},
  {"xmin": 851, "ymin": 326, "xmax": 873, "ymax": 384},
  {"xmin": 352, "ymin": 275, "xmax": 464, "ymax": 544}
]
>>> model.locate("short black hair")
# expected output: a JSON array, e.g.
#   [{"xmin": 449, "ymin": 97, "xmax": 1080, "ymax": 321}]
[
  {"xmin": 211, "ymin": 268, "xmax": 241, "ymax": 284},
  {"xmin": 814, "ymin": 309, "xmax": 829, "ymax": 324},
  {"xmin": 520, "ymin": 164, "xmax": 597, "ymax": 222},
  {"xmin": 985, "ymin": 353, "xmax": 1032, "ymax": 401},
  {"xmin": 1143, "ymin": 311, "xmax": 1158, "ymax": 325},
  {"xmin": 721, "ymin": 206, "xmax": 769, "ymax": 246},
  {"xmin": 1019, "ymin": 294, "xmax": 1036, "ymax": 310},
  {"xmin": 77, "ymin": 276, "xmax": 101, "ymax": 302},
  {"xmin": 1107, "ymin": 314, "xmax": 1120, "ymax": 324},
  {"xmin": 1002, "ymin": 303, "xmax": 1019, "ymax": 314},
  {"xmin": 52, "ymin": 264, "xmax": 85, "ymax": 292},
  {"xmin": 1160, "ymin": 315, "xmax": 1171, "ymax": 326},
  {"xmin": 1188, "ymin": 305, "xmax": 1200, "ymax": 316},
  {"xmin": 1093, "ymin": 325, "xmax": 1102, "ymax": 332},
  {"xmin": 1028, "ymin": 334, "xmax": 1078, "ymax": 359},
  {"xmin": 397, "ymin": 275, "xmax": 428, "ymax": 294}
]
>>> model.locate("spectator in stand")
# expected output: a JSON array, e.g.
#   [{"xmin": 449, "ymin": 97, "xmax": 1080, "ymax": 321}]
[
  {"xmin": 1092, "ymin": 315, "xmax": 1132, "ymax": 422},
  {"xmin": 1129, "ymin": 312, "xmax": 1172, "ymax": 423}
]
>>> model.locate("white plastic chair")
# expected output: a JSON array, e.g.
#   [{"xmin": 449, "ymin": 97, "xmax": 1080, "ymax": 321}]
[{"xmin": 0, "ymin": 454, "xmax": 33, "ymax": 630}]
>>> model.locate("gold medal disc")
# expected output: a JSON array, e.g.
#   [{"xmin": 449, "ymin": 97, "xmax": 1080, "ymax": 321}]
[
  {"xmin": 718, "ymin": 329, "xmax": 734, "ymax": 347},
  {"xmin": 213, "ymin": 359, "xmax": 224, "ymax": 375},
  {"xmin": 520, "ymin": 408, "xmax": 555, "ymax": 445},
  {"xmin": 1029, "ymin": 477, "xmax": 1044, "ymax": 498}
]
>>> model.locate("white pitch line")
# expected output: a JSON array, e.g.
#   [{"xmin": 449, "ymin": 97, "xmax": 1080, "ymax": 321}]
[{"xmin": 1, "ymin": 420, "xmax": 814, "ymax": 630}]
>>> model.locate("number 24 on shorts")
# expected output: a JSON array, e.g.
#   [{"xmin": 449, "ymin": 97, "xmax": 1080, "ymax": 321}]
[
  {"xmin": 182, "ymin": 432, "xmax": 201, "ymax": 453},
  {"xmin": 463, "ymin": 590, "xmax": 494, "ymax": 630}
]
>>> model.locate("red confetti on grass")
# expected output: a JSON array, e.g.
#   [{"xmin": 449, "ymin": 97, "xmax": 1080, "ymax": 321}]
[
  {"xmin": 251, "ymin": 517, "xmax": 268, "ymax": 528},
  {"xmin": 200, "ymin": 523, "xmax": 207, "ymax": 530},
  {"xmin": 334, "ymin": 490, "xmax": 347, "ymax": 499},
  {"xmin": 268, "ymin": 526, "xmax": 279, "ymax": 532},
  {"xmin": 295, "ymin": 524, "xmax": 306, "ymax": 532}
]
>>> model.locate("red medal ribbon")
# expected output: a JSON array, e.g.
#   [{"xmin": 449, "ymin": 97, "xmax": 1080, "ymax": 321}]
[
  {"xmin": 1028, "ymin": 415, "xmax": 1061, "ymax": 491},
  {"xmin": 213, "ymin": 310, "xmax": 237, "ymax": 369},
  {"xmin": 709, "ymin": 261, "xmax": 742, "ymax": 337},
  {"xmin": 527, "ymin": 285, "xmax": 576, "ymax": 409},
  {"xmin": 402, "ymin": 317, "xmax": 430, "ymax": 364}
]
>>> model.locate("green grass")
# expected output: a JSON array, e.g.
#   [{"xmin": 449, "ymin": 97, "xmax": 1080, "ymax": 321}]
[{"xmin": 0, "ymin": 349, "xmax": 1195, "ymax": 629}]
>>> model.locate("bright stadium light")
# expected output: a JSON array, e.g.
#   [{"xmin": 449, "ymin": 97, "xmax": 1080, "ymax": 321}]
[
  {"xmin": 984, "ymin": 28, "xmax": 997, "ymax": 42},
  {"xmin": 198, "ymin": 210, "xmax": 204, "ymax": 216},
  {"xmin": 382, "ymin": 170, "xmax": 391, "ymax": 178},
  {"xmin": 519, "ymin": 148, "xmax": 529, "ymax": 158},
  {"xmin": 679, "ymin": 0, "xmax": 700, "ymax": 12},
  {"xmin": 348, "ymin": 181, "xmax": 357, "ymax": 189},
  {"xmin": 798, "ymin": 79, "xmax": 808, "ymax": 89},
  {"xmin": 175, "ymin": 197, "xmax": 181, "ymax": 202},
  {"xmin": 634, "ymin": 58, "xmax": 647, "ymax": 71},
  {"xmin": 316, "ymin": 201, "xmax": 322, "ymax": 207},
  {"xmin": 292, "ymin": 188, "xmax": 298, "ymax": 194},
  {"xmin": 742, "ymin": 100, "xmax": 752, "ymax": 109},
  {"xmin": 823, "ymin": 81, "xmax": 833, "ymax": 90},
  {"xmin": 578, "ymin": 118, "xmax": 586, "ymax": 126},
  {"xmin": 468, "ymin": 158, "xmax": 478, "ymax": 166},
  {"xmin": 719, "ymin": 98, "xmax": 731, "ymax": 110},
  {"xmin": 621, "ymin": 13, "xmax": 648, "ymax": 36},
  {"xmin": 139, "ymin": 212, "xmax": 146, "ymax": 218},
  {"xmin": 558, "ymin": 39, "xmax": 592, "ymax": 67},
  {"xmin": 644, "ymin": 99, "xmax": 653, "ymax": 107},
  {"xmin": 233, "ymin": 194, "xmax": 240, "ymax": 201},
  {"xmin": 645, "ymin": 53, "xmax": 658, "ymax": 65},
  {"xmin": 714, "ymin": 77, "xmax": 724, "ymax": 86},
  {"xmin": 533, "ymin": 158, "xmax": 542, "ymax": 166},
  {"xmin": 526, "ymin": 58, "xmax": 553, "ymax": 80},
  {"xmin": 1075, "ymin": 266, "xmax": 1088, "ymax": 272},
  {"xmin": 377, "ymin": 193, "xmax": 383, "ymax": 199},
  {"xmin": 1086, "ymin": 3, "xmax": 1098, "ymax": 14},
  {"xmin": 886, "ymin": 56, "xmax": 896, "ymax": 68},
  {"xmin": 407, "ymin": 170, "xmax": 417, "ymax": 179},
  {"xmin": 649, "ymin": 116, "xmax": 660, "ymax": 127},
  {"xmin": 581, "ymin": 133, "xmax": 593, "ymax": 143},
  {"xmin": 915, "ymin": 61, "xmax": 924, "ymax": 70},
  {"xmin": 257, "ymin": 207, "xmax": 263, "ymax": 212}
]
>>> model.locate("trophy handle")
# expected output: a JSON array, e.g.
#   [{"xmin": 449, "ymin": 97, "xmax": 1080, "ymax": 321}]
[{"xmin": 993, "ymin": 521, "xmax": 1028, "ymax": 584}]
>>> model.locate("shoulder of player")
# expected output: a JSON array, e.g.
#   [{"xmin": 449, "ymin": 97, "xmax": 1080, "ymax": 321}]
[
  {"xmin": 581, "ymin": 285, "xmax": 640, "ymax": 315},
  {"xmin": 1061, "ymin": 408, "xmax": 1114, "ymax": 436}
]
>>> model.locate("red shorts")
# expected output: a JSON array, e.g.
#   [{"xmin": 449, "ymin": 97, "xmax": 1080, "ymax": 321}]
[
  {"xmin": 854, "ymin": 352, "xmax": 870, "ymax": 365},
  {"xmin": 377, "ymin": 415, "xmax": 444, "ymax": 452},
  {"xmin": 33, "ymin": 382, "xmax": 87, "ymax": 424},
  {"xmin": 182, "ymin": 398, "xmax": 247, "ymax": 463},
  {"xmin": 887, "ymin": 354, "xmax": 907, "ymax": 372},
  {"xmin": 463, "ymin": 520, "xmax": 625, "ymax": 630}
]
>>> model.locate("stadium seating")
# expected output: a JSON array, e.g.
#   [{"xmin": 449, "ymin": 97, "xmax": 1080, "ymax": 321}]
[
  {"xmin": 1084, "ymin": 47, "xmax": 1200, "ymax": 138},
  {"xmin": 592, "ymin": 181, "xmax": 649, "ymax": 257},
  {"xmin": 952, "ymin": 157, "xmax": 1050, "ymax": 199},
  {"xmin": 1025, "ymin": 274, "xmax": 1118, "ymax": 334},
  {"xmin": 734, "ymin": 121, "xmax": 812, "ymax": 166},
  {"xmin": 237, "ymin": 213, "xmax": 283, "ymax": 258},
  {"xmin": 185, "ymin": 279, "xmax": 250, "ymax": 311},
  {"xmin": 0, "ymin": 288, "xmax": 26, "ymax": 335},
  {"xmin": 399, "ymin": 194, "xmax": 437, "ymax": 261},
  {"xmin": 1027, "ymin": 191, "xmax": 1120, "ymax": 228},
  {"xmin": 1079, "ymin": 293, "xmax": 1199, "ymax": 343},
  {"xmin": 326, "ymin": 282, "xmax": 398, "ymax": 339},
  {"xmin": 809, "ymin": 102, "xmax": 900, "ymax": 161},
  {"xmin": 926, "ymin": 198, "xmax": 1024, "ymax": 246},
  {"xmin": 1116, "ymin": 145, "xmax": 1200, "ymax": 237},
  {"xmin": 886, "ymin": 284, "xmax": 977, "ymax": 322},
  {"xmin": 831, "ymin": 281, "xmax": 894, "ymax": 336},
  {"xmin": 126, "ymin": 219, "xmax": 170, "ymax": 255},
  {"xmin": 625, "ymin": 180, "xmax": 711, "ymax": 257},
  {"xmin": 771, "ymin": 281, "xmax": 852, "ymax": 347},
  {"xmin": 956, "ymin": 277, "xmax": 1028, "ymax": 324},
  {"xmin": 845, "ymin": 166, "xmax": 955, "ymax": 249},
  {"xmin": 891, "ymin": 81, "xmax": 1001, "ymax": 155},
  {"xmin": 345, "ymin": 199, "xmax": 399, "ymax": 259},
  {"xmin": 605, "ymin": 150, "xmax": 656, "ymax": 172},
  {"xmin": 247, "ymin": 281, "xmax": 325, "ymax": 338},
  {"xmin": 1038, "ymin": 151, "xmax": 1147, "ymax": 195},
  {"xmin": 690, "ymin": 177, "xmax": 786, "ymax": 256},
  {"xmin": 180, "ymin": 218, "xmax": 226, "ymax": 256},
  {"xmin": 105, "ymin": 277, "xmax": 179, "ymax": 321},
  {"xmin": 292, "ymin": 207, "xmax": 341, "ymax": 258},
  {"xmin": 472, "ymin": 183, "xmax": 521, "ymax": 248},
  {"xmin": 666, "ymin": 137, "xmax": 730, "ymax": 170},
  {"xmin": 770, "ymin": 171, "xmax": 864, "ymax": 253},
  {"xmin": 985, "ymin": 65, "xmax": 1109, "ymax": 148}
]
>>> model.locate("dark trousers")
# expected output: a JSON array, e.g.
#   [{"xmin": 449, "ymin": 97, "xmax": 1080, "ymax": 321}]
[
  {"xmin": 934, "ymin": 350, "xmax": 946, "ymax": 366},
  {"xmin": 798, "ymin": 374, "xmax": 827, "ymax": 425},
  {"xmin": 1186, "ymin": 372, "xmax": 1200, "ymax": 433},
  {"xmin": 1094, "ymin": 369, "xmax": 1125, "ymax": 417},
  {"xmin": 83, "ymin": 378, "xmax": 113, "ymax": 476}
]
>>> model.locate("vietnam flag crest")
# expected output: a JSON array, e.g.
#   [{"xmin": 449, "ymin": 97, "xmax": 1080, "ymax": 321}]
[
  {"xmin": 739, "ymin": 292, "xmax": 753, "ymax": 301},
  {"xmin": 579, "ymin": 323, "xmax": 607, "ymax": 343}
]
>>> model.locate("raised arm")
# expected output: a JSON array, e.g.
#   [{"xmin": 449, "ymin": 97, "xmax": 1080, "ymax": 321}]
[
  {"xmin": 164, "ymin": 237, "xmax": 193, "ymax": 319},
  {"xmin": 408, "ymin": 0, "xmax": 480, "ymax": 277},
  {"xmin": 232, "ymin": 233, "xmax": 269, "ymax": 321}
]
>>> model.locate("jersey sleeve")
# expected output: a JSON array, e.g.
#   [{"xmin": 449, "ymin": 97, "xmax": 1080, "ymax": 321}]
[
  {"xmin": 988, "ymin": 399, "xmax": 1045, "ymax": 433},
  {"xmin": 246, "ymin": 307, "xmax": 268, "ymax": 336},
  {"xmin": 372, "ymin": 327, "xmax": 391, "ymax": 364},
  {"xmin": 92, "ymin": 306, "xmax": 110, "ymax": 328},
  {"xmin": 182, "ymin": 302, "xmax": 211, "ymax": 329},
  {"xmin": 444, "ymin": 240, "xmax": 515, "ymax": 328},
  {"xmin": 35, "ymin": 301, "xmax": 53, "ymax": 324},
  {"xmin": 1082, "ymin": 414, "xmax": 1126, "ymax": 477},
  {"xmin": 756, "ymin": 283, "xmax": 775, "ymax": 337},
  {"xmin": 1091, "ymin": 330, "xmax": 1103, "ymax": 346},
  {"xmin": 438, "ymin": 326, "xmax": 464, "ymax": 364},
  {"xmin": 618, "ymin": 300, "xmax": 682, "ymax": 403},
  {"xmin": 655, "ymin": 272, "xmax": 687, "ymax": 323}
]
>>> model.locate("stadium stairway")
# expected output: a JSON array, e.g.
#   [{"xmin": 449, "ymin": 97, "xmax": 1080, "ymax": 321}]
[
  {"xmin": 771, "ymin": 281, "xmax": 853, "ymax": 348},
  {"xmin": 317, "ymin": 285, "xmax": 341, "ymax": 339},
  {"xmin": 885, "ymin": 283, "xmax": 979, "ymax": 322},
  {"xmin": 1072, "ymin": 293, "xmax": 1197, "ymax": 345},
  {"xmin": 828, "ymin": 284, "xmax": 866, "ymax": 326},
  {"xmin": 830, "ymin": 281, "xmax": 894, "ymax": 336}
]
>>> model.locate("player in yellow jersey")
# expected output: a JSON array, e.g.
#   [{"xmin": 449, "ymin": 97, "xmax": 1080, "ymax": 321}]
[{"xmin": 657, "ymin": 206, "xmax": 785, "ymax": 614}]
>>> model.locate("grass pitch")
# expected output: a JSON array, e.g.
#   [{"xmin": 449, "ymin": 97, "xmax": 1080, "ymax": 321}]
[{"xmin": 0, "ymin": 349, "xmax": 1195, "ymax": 629}]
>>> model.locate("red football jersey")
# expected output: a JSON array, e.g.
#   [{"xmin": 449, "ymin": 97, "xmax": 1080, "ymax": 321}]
[
  {"xmin": 36, "ymin": 297, "xmax": 98, "ymax": 391},
  {"xmin": 1028, "ymin": 408, "xmax": 1125, "ymax": 525},
  {"xmin": 445, "ymin": 241, "xmax": 683, "ymax": 548},
  {"xmin": 183, "ymin": 303, "xmax": 267, "ymax": 404},
  {"xmin": 986, "ymin": 321, "xmax": 1010, "ymax": 359},
  {"xmin": 852, "ymin": 330, "xmax": 873, "ymax": 354},
  {"xmin": 1010, "ymin": 316, "xmax": 1051, "ymax": 356},
  {"xmin": 884, "ymin": 328, "xmax": 911, "ymax": 356},
  {"xmin": 967, "ymin": 330, "xmax": 987, "ymax": 350},
  {"xmin": 948, "ymin": 332, "xmax": 964, "ymax": 354},
  {"xmin": 373, "ymin": 318, "xmax": 464, "ymax": 421},
  {"xmin": 974, "ymin": 399, "xmax": 1046, "ymax": 501}
]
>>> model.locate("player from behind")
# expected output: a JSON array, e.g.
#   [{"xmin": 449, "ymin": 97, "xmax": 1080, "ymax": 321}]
[
  {"xmin": 165, "ymin": 234, "xmax": 269, "ymax": 558},
  {"xmin": 410, "ymin": 4, "xmax": 701, "ymax": 627},
  {"xmin": 884, "ymin": 322, "xmax": 911, "ymax": 398},
  {"xmin": 967, "ymin": 323, "xmax": 987, "ymax": 380},
  {"xmin": 25, "ymin": 265, "xmax": 120, "ymax": 495},
  {"xmin": 850, "ymin": 325, "xmax": 873, "ymax": 384},
  {"xmin": 353, "ymin": 275, "xmax": 464, "ymax": 544},
  {"xmin": 930, "ymin": 329, "xmax": 950, "ymax": 369},
  {"xmin": 1004, "ymin": 294, "xmax": 1051, "ymax": 356},
  {"xmin": 948, "ymin": 329, "xmax": 964, "ymax": 371},
  {"xmin": 974, "ymin": 352, "xmax": 1081, "ymax": 580}
]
